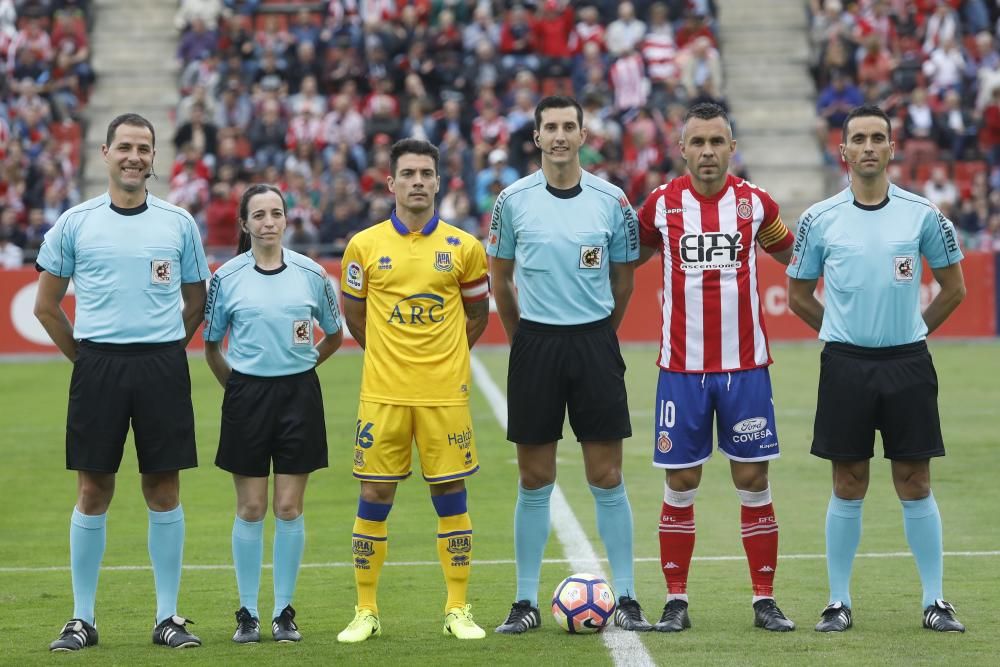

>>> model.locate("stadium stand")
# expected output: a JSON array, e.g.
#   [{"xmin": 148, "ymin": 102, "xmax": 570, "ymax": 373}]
[
  {"xmin": 808, "ymin": 0, "xmax": 1000, "ymax": 250},
  {"xmin": 0, "ymin": 0, "xmax": 93, "ymax": 267}
]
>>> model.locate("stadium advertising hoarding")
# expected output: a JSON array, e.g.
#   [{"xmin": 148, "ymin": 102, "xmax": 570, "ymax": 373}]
[{"xmin": 1, "ymin": 253, "xmax": 996, "ymax": 355}]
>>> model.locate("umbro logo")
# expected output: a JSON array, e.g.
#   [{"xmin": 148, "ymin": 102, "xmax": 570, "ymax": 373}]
[{"xmin": 758, "ymin": 565, "xmax": 775, "ymax": 572}]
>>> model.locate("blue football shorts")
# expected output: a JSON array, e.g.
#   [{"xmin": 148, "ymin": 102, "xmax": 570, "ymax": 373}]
[{"xmin": 651, "ymin": 367, "xmax": 780, "ymax": 469}]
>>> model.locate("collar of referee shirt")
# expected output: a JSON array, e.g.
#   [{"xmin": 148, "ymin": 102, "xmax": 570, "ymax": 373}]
[{"xmin": 390, "ymin": 208, "xmax": 440, "ymax": 235}]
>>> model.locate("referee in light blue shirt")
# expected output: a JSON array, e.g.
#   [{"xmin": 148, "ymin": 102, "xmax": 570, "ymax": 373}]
[
  {"xmin": 204, "ymin": 184, "xmax": 342, "ymax": 644},
  {"xmin": 488, "ymin": 96, "xmax": 651, "ymax": 634},
  {"xmin": 787, "ymin": 105, "xmax": 967, "ymax": 634},
  {"xmin": 34, "ymin": 114, "xmax": 210, "ymax": 651}
]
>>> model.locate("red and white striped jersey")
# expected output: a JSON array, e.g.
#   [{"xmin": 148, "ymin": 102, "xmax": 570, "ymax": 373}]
[{"xmin": 637, "ymin": 174, "xmax": 793, "ymax": 373}]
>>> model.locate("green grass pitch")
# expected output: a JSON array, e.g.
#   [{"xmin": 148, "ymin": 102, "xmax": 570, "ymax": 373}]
[{"xmin": 1, "ymin": 341, "xmax": 997, "ymax": 665}]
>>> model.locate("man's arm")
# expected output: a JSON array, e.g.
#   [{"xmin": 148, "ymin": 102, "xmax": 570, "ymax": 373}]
[
  {"xmin": 343, "ymin": 297, "xmax": 367, "ymax": 349},
  {"xmin": 609, "ymin": 261, "xmax": 636, "ymax": 330},
  {"xmin": 637, "ymin": 244, "xmax": 659, "ymax": 266},
  {"xmin": 33, "ymin": 271, "xmax": 76, "ymax": 361},
  {"xmin": 770, "ymin": 246, "xmax": 793, "ymax": 266},
  {"xmin": 204, "ymin": 340, "xmax": 231, "ymax": 387},
  {"xmin": 463, "ymin": 299, "xmax": 489, "ymax": 348},
  {"xmin": 787, "ymin": 277, "xmax": 823, "ymax": 332},
  {"xmin": 181, "ymin": 281, "xmax": 207, "ymax": 346},
  {"xmin": 315, "ymin": 328, "xmax": 344, "ymax": 365},
  {"xmin": 924, "ymin": 262, "xmax": 966, "ymax": 334},
  {"xmin": 490, "ymin": 256, "xmax": 519, "ymax": 344}
]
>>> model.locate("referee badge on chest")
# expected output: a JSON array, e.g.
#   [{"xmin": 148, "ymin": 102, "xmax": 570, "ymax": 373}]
[
  {"xmin": 579, "ymin": 245, "xmax": 603, "ymax": 269},
  {"xmin": 150, "ymin": 259, "xmax": 171, "ymax": 284},
  {"xmin": 292, "ymin": 319, "xmax": 312, "ymax": 345},
  {"xmin": 894, "ymin": 255, "xmax": 915, "ymax": 282}
]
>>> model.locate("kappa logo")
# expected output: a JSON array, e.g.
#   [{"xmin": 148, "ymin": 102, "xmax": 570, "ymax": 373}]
[
  {"xmin": 663, "ymin": 562, "xmax": 679, "ymax": 569},
  {"xmin": 292, "ymin": 319, "xmax": 311, "ymax": 345},
  {"xmin": 151, "ymin": 259, "xmax": 171, "ymax": 284},
  {"xmin": 894, "ymin": 255, "xmax": 915, "ymax": 282},
  {"xmin": 758, "ymin": 565, "xmax": 775, "ymax": 573},
  {"xmin": 434, "ymin": 251, "xmax": 453, "ymax": 272},
  {"xmin": 736, "ymin": 197, "xmax": 753, "ymax": 220},
  {"xmin": 657, "ymin": 431, "xmax": 672, "ymax": 453},
  {"xmin": 579, "ymin": 245, "xmax": 603, "ymax": 269},
  {"xmin": 345, "ymin": 261, "xmax": 363, "ymax": 290}
]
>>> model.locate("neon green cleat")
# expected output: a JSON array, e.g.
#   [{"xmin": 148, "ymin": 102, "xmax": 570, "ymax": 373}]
[
  {"xmin": 443, "ymin": 604, "xmax": 486, "ymax": 639},
  {"xmin": 337, "ymin": 607, "xmax": 381, "ymax": 643}
]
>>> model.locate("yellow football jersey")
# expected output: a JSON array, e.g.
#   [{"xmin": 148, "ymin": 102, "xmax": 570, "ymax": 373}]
[{"xmin": 341, "ymin": 214, "xmax": 489, "ymax": 406}]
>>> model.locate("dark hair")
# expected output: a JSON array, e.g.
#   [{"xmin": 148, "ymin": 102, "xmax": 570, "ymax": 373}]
[
  {"xmin": 389, "ymin": 138, "xmax": 440, "ymax": 177},
  {"xmin": 684, "ymin": 101, "xmax": 730, "ymax": 126},
  {"xmin": 841, "ymin": 104, "xmax": 892, "ymax": 142},
  {"xmin": 534, "ymin": 95, "xmax": 584, "ymax": 131},
  {"xmin": 106, "ymin": 113, "xmax": 156, "ymax": 148},
  {"xmin": 237, "ymin": 183, "xmax": 286, "ymax": 253}
]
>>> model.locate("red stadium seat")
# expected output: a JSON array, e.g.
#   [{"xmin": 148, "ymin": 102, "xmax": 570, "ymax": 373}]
[{"xmin": 50, "ymin": 120, "xmax": 82, "ymax": 168}]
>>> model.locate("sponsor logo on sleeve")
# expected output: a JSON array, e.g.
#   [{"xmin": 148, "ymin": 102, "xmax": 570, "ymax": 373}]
[{"xmin": 345, "ymin": 261, "xmax": 363, "ymax": 290}]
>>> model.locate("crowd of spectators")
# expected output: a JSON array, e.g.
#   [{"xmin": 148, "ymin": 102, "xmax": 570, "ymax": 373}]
[
  {"xmin": 0, "ymin": 0, "xmax": 93, "ymax": 267},
  {"xmin": 810, "ymin": 0, "xmax": 1000, "ymax": 250},
  {"xmin": 168, "ymin": 0, "xmax": 727, "ymax": 260}
]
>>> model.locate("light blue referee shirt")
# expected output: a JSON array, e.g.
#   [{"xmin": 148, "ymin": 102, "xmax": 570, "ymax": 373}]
[
  {"xmin": 204, "ymin": 248, "xmax": 342, "ymax": 377},
  {"xmin": 787, "ymin": 184, "xmax": 964, "ymax": 347},
  {"xmin": 36, "ymin": 193, "xmax": 210, "ymax": 344},
  {"xmin": 486, "ymin": 169, "xmax": 640, "ymax": 325}
]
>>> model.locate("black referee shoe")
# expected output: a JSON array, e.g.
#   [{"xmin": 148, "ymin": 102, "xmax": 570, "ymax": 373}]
[
  {"xmin": 495, "ymin": 600, "xmax": 541, "ymax": 634},
  {"xmin": 232, "ymin": 607, "xmax": 260, "ymax": 644},
  {"xmin": 49, "ymin": 619, "xmax": 98, "ymax": 651},
  {"xmin": 272, "ymin": 605, "xmax": 302, "ymax": 642},
  {"xmin": 923, "ymin": 600, "xmax": 965, "ymax": 633},
  {"xmin": 613, "ymin": 596, "xmax": 653, "ymax": 631},
  {"xmin": 815, "ymin": 602, "xmax": 852, "ymax": 632},
  {"xmin": 152, "ymin": 615, "xmax": 201, "ymax": 648}
]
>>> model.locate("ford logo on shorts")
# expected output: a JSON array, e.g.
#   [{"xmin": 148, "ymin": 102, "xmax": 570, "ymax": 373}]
[{"xmin": 733, "ymin": 417, "xmax": 768, "ymax": 434}]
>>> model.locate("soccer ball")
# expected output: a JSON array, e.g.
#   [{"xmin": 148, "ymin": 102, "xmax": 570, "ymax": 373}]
[{"xmin": 551, "ymin": 573, "xmax": 616, "ymax": 633}]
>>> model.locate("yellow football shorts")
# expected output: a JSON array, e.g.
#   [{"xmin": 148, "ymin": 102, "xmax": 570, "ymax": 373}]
[{"xmin": 353, "ymin": 401, "xmax": 480, "ymax": 483}]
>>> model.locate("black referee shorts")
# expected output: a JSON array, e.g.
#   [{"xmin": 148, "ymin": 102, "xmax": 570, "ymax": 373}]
[
  {"xmin": 216, "ymin": 368, "xmax": 328, "ymax": 477},
  {"xmin": 67, "ymin": 340, "xmax": 197, "ymax": 474},
  {"xmin": 811, "ymin": 341, "xmax": 945, "ymax": 461},
  {"xmin": 507, "ymin": 317, "xmax": 631, "ymax": 445}
]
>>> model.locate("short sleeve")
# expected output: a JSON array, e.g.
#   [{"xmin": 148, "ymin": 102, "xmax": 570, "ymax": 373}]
[
  {"xmin": 609, "ymin": 191, "xmax": 640, "ymax": 263},
  {"xmin": 203, "ymin": 272, "xmax": 229, "ymax": 341},
  {"xmin": 786, "ymin": 211, "xmax": 824, "ymax": 280},
  {"xmin": 755, "ymin": 189, "xmax": 794, "ymax": 253},
  {"xmin": 36, "ymin": 211, "xmax": 76, "ymax": 277},
  {"xmin": 180, "ymin": 216, "xmax": 211, "ymax": 283},
  {"xmin": 459, "ymin": 239, "xmax": 489, "ymax": 303},
  {"xmin": 340, "ymin": 238, "xmax": 367, "ymax": 301},
  {"xmin": 315, "ymin": 269, "xmax": 343, "ymax": 334},
  {"xmin": 919, "ymin": 204, "xmax": 964, "ymax": 268},
  {"xmin": 637, "ymin": 189, "xmax": 662, "ymax": 248},
  {"xmin": 486, "ymin": 188, "xmax": 516, "ymax": 259}
]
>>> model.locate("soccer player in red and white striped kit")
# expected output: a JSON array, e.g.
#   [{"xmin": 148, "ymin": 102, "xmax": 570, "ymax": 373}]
[{"xmin": 636, "ymin": 102, "xmax": 796, "ymax": 632}]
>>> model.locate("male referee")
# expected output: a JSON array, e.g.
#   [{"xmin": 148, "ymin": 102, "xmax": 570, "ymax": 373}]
[
  {"xmin": 488, "ymin": 95, "xmax": 651, "ymax": 634},
  {"xmin": 35, "ymin": 113, "xmax": 211, "ymax": 651},
  {"xmin": 787, "ymin": 104, "xmax": 967, "ymax": 633}
]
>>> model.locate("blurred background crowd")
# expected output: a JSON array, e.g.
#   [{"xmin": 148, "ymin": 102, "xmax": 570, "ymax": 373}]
[{"xmin": 3, "ymin": 0, "xmax": 1000, "ymax": 267}]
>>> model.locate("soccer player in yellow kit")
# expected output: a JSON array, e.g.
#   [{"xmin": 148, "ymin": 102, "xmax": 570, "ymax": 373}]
[{"xmin": 337, "ymin": 139, "xmax": 490, "ymax": 643}]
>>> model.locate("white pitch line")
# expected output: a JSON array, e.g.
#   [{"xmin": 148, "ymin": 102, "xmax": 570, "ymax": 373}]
[
  {"xmin": 470, "ymin": 355, "xmax": 656, "ymax": 667},
  {"xmin": 3, "ymin": 551, "xmax": 998, "ymax": 574}
]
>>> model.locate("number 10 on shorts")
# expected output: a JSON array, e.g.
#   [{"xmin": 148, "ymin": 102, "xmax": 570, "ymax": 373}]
[{"xmin": 659, "ymin": 400, "xmax": 676, "ymax": 428}]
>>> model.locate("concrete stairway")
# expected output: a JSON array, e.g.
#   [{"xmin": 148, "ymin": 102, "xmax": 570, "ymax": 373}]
[
  {"xmin": 715, "ymin": 0, "xmax": 829, "ymax": 221},
  {"xmin": 82, "ymin": 0, "xmax": 178, "ymax": 199}
]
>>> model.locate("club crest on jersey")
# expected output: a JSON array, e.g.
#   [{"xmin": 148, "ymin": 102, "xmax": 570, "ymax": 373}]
[
  {"xmin": 737, "ymin": 197, "xmax": 753, "ymax": 220},
  {"xmin": 354, "ymin": 448, "xmax": 364, "ymax": 468},
  {"xmin": 579, "ymin": 245, "xmax": 603, "ymax": 269},
  {"xmin": 657, "ymin": 431, "xmax": 672, "ymax": 453},
  {"xmin": 434, "ymin": 251, "xmax": 453, "ymax": 272},
  {"xmin": 345, "ymin": 261, "xmax": 363, "ymax": 290},
  {"xmin": 151, "ymin": 259, "xmax": 171, "ymax": 284},
  {"xmin": 894, "ymin": 255, "xmax": 915, "ymax": 282},
  {"xmin": 292, "ymin": 319, "xmax": 311, "ymax": 345},
  {"xmin": 679, "ymin": 232, "xmax": 743, "ymax": 271}
]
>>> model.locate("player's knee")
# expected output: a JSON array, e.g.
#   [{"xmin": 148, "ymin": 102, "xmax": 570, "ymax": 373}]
[
  {"xmin": 359, "ymin": 483, "xmax": 396, "ymax": 505},
  {"xmin": 667, "ymin": 467, "xmax": 702, "ymax": 492},
  {"xmin": 585, "ymin": 465, "xmax": 622, "ymax": 489},
  {"xmin": 237, "ymin": 498, "xmax": 268, "ymax": 522},
  {"xmin": 273, "ymin": 502, "xmax": 302, "ymax": 521}
]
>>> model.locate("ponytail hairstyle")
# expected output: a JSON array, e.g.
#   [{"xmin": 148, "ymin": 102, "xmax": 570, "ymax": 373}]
[{"xmin": 237, "ymin": 183, "xmax": 286, "ymax": 254}]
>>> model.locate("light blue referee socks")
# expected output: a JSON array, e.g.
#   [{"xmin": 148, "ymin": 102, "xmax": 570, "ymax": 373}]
[
  {"xmin": 825, "ymin": 495, "xmax": 863, "ymax": 608},
  {"xmin": 232, "ymin": 516, "xmax": 264, "ymax": 619},
  {"xmin": 70, "ymin": 508, "xmax": 106, "ymax": 625},
  {"xmin": 901, "ymin": 492, "xmax": 944, "ymax": 608},
  {"xmin": 148, "ymin": 505, "xmax": 185, "ymax": 624},
  {"xmin": 590, "ymin": 482, "xmax": 635, "ymax": 599},
  {"xmin": 514, "ymin": 483, "xmax": 553, "ymax": 607},
  {"xmin": 273, "ymin": 514, "xmax": 305, "ymax": 620}
]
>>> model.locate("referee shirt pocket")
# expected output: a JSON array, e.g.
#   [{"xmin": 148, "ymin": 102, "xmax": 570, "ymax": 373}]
[
  {"xmin": 517, "ymin": 231, "xmax": 550, "ymax": 272},
  {"xmin": 825, "ymin": 244, "xmax": 864, "ymax": 292}
]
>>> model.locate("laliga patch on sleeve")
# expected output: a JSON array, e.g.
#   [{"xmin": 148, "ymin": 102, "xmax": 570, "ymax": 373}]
[
  {"xmin": 345, "ymin": 261, "xmax": 363, "ymax": 291},
  {"xmin": 151, "ymin": 259, "xmax": 172, "ymax": 284},
  {"xmin": 579, "ymin": 245, "xmax": 603, "ymax": 269},
  {"xmin": 292, "ymin": 319, "xmax": 312, "ymax": 345}
]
